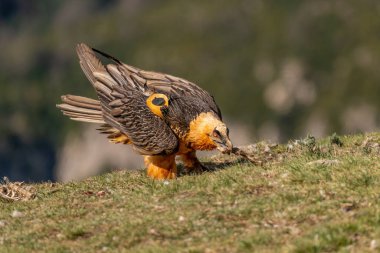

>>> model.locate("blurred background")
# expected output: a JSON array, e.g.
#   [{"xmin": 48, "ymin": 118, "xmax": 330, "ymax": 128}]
[{"xmin": 0, "ymin": 0, "xmax": 379, "ymax": 182}]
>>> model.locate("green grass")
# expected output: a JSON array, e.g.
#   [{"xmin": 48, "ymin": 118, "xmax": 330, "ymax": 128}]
[{"xmin": 1, "ymin": 133, "xmax": 380, "ymax": 252}]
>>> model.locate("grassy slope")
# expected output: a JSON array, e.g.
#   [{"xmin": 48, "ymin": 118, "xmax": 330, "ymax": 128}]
[{"xmin": 1, "ymin": 133, "xmax": 380, "ymax": 253}]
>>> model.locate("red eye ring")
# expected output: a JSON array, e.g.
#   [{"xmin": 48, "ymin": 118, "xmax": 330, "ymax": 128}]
[{"xmin": 213, "ymin": 130, "xmax": 221, "ymax": 138}]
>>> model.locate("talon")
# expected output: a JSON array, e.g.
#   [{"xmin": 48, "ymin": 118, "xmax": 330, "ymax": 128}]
[
  {"xmin": 180, "ymin": 151, "xmax": 207, "ymax": 175},
  {"xmin": 185, "ymin": 162, "xmax": 207, "ymax": 175}
]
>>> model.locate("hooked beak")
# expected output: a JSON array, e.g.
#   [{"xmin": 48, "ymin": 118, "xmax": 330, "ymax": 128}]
[{"xmin": 216, "ymin": 138, "xmax": 233, "ymax": 154}]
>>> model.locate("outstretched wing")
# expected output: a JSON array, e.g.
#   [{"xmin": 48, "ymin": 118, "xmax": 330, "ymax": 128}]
[
  {"xmin": 135, "ymin": 70, "xmax": 221, "ymax": 119},
  {"xmin": 90, "ymin": 47, "xmax": 222, "ymax": 120},
  {"xmin": 76, "ymin": 43, "xmax": 178, "ymax": 155}
]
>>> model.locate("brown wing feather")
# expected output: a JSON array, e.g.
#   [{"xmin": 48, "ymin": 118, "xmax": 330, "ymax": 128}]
[
  {"xmin": 130, "ymin": 68, "xmax": 221, "ymax": 119},
  {"xmin": 76, "ymin": 44, "xmax": 178, "ymax": 155},
  {"xmin": 57, "ymin": 95, "xmax": 104, "ymax": 124},
  {"xmin": 91, "ymin": 45, "xmax": 221, "ymax": 119},
  {"xmin": 57, "ymin": 95, "xmax": 132, "ymax": 143}
]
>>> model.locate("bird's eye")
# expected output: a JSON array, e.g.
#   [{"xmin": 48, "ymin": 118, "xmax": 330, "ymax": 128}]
[{"xmin": 213, "ymin": 130, "xmax": 221, "ymax": 138}]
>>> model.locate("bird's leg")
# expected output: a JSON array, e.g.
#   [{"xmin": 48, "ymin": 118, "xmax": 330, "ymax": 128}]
[
  {"xmin": 180, "ymin": 151, "xmax": 206, "ymax": 174},
  {"xmin": 144, "ymin": 155, "xmax": 177, "ymax": 179}
]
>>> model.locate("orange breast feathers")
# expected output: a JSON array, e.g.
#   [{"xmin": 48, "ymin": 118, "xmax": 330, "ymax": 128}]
[{"xmin": 185, "ymin": 112, "xmax": 223, "ymax": 151}]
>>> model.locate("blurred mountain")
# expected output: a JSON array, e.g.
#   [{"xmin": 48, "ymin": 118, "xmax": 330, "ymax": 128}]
[{"xmin": 0, "ymin": 0, "xmax": 379, "ymax": 181}]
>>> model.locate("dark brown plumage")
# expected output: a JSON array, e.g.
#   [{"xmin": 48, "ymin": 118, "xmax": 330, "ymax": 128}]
[{"xmin": 57, "ymin": 43, "xmax": 233, "ymax": 179}]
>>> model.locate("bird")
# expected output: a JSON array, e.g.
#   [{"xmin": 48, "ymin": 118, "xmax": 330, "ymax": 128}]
[{"xmin": 57, "ymin": 43, "xmax": 233, "ymax": 179}]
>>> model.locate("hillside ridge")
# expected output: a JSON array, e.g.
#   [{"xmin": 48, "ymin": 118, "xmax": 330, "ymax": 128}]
[{"xmin": 0, "ymin": 133, "xmax": 379, "ymax": 252}]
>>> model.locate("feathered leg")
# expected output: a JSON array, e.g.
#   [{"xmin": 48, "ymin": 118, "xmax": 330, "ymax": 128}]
[
  {"xmin": 180, "ymin": 151, "xmax": 206, "ymax": 174},
  {"xmin": 144, "ymin": 155, "xmax": 177, "ymax": 179}
]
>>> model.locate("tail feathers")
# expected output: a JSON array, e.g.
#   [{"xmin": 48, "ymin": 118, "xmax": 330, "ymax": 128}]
[
  {"xmin": 57, "ymin": 95, "xmax": 105, "ymax": 124},
  {"xmin": 57, "ymin": 94, "xmax": 131, "ymax": 144}
]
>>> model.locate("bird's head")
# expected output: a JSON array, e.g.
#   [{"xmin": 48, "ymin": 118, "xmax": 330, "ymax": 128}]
[
  {"xmin": 209, "ymin": 123, "xmax": 233, "ymax": 154},
  {"xmin": 188, "ymin": 112, "xmax": 233, "ymax": 153}
]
